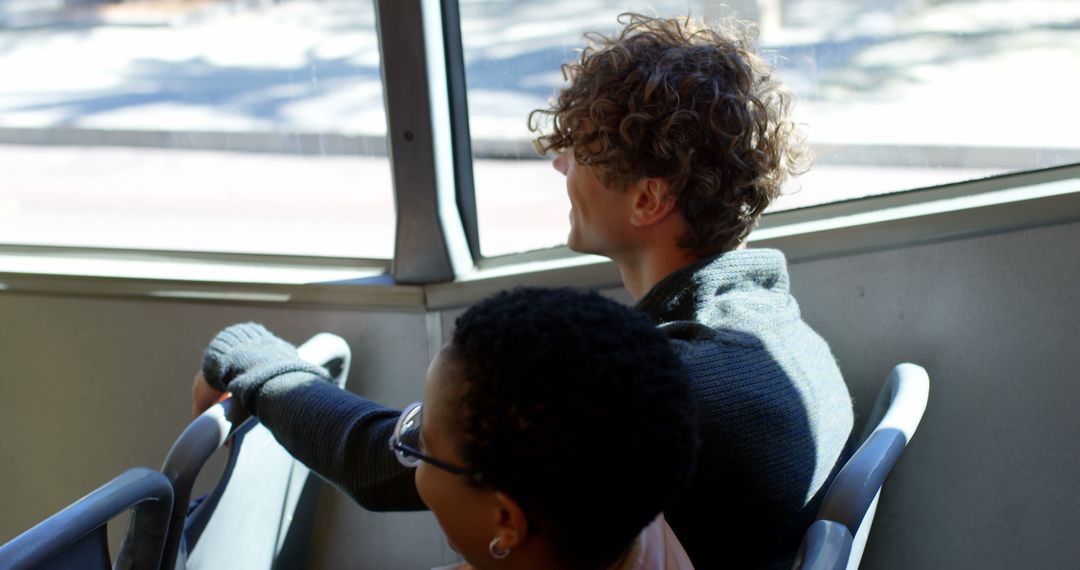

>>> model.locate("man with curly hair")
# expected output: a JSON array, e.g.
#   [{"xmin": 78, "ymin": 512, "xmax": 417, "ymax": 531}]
[
  {"xmin": 193, "ymin": 13, "xmax": 853, "ymax": 570},
  {"xmin": 525, "ymin": 14, "xmax": 854, "ymax": 568}
]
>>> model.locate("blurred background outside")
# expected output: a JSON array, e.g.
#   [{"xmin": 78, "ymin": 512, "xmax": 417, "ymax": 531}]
[{"xmin": 1, "ymin": 0, "xmax": 1077, "ymax": 259}]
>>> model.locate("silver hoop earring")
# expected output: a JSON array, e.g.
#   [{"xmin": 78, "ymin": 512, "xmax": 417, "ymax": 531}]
[{"xmin": 489, "ymin": 536, "xmax": 511, "ymax": 559}]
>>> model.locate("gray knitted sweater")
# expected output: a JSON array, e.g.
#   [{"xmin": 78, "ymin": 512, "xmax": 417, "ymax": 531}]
[
  {"xmin": 202, "ymin": 248, "xmax": 852, "ymax": 569},
  {"xmin": 637, "ymin": 249, "xmax": 853, "ymax": 569}
]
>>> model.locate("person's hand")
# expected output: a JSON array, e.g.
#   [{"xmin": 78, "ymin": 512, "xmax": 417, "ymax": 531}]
[{"xmin": 192, "ymin": 369, "xmax": 230, "ymax": 419}]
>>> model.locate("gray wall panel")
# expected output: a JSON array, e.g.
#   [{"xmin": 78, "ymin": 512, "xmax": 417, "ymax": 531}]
[{"xmin": 789, "ymin": 221, "xmax": 1080, "ymax": 569}]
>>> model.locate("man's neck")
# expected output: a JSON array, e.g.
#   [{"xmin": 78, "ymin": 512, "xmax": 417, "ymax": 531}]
[{"xmin": 614, "ymin": 246, "xmax": 700, "ymax": 302}]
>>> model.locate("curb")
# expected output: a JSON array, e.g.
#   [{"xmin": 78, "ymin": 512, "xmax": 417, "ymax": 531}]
[{"xmin": 0, "ymin": 126, "xmax": 1077, "ymax": 168}]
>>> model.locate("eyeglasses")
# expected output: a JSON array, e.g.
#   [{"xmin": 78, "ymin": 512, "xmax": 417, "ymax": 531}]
[{"xmin": 389, "ymin": 401, "xmax": 473, "ymax": 477}]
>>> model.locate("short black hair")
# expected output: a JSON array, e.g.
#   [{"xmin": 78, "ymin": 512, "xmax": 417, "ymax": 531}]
[{"xmin": 449, "ymin": 287, "xmax": 699, "ymax": 567}]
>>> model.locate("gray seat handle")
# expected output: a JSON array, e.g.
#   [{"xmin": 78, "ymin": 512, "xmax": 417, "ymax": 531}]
[
  {"xmin": 819, "ymin": 363, "xmax": 929, "ymax": 535},
  {"xmin": 158, "ymin": 397, "xmax": 251, "ymax": 570},
  {"xmin": 858, "ymin": 363, "xmax": 929, "ymax": 444},
  {"xmin": 796, "ymin": 520, "xmax": 853, "ymax": 570},
  {"xmin": 0, "ymin": 467, "xmax": 173, "ymax": 570}
]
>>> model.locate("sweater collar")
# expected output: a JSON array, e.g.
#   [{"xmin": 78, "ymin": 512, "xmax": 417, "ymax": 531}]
[{"xmin": 634, "ymin": 248, "xmax": 790, "ymax": 323}]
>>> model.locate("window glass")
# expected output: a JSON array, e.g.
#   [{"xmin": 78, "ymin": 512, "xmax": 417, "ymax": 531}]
[
  {"xmin": 0, "ymin": 0, "xmax": 392, "ymax": 258},
  {"xmin": 462, "ymin": 0, "xmax": 1080, "ymax": 257}
]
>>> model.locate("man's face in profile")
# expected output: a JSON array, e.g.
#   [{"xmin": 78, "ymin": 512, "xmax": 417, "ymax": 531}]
[{"xmin": 552, "ymin": 150, "xmax": 635, "ymax": 258}]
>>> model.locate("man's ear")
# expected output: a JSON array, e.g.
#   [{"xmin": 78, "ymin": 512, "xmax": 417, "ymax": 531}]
[
  {"xmin": 629, "ymin": 177, "xmax": 677, "ymax": 227},
  {"xmin": 492, "ymin": 491, "xmax": 529, "ymax": 550}
]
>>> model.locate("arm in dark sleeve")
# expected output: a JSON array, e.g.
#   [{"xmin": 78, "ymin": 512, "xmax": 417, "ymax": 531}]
[{"xmin": 201, "ymin": 323, "xmax": 425, "ymax": 511}]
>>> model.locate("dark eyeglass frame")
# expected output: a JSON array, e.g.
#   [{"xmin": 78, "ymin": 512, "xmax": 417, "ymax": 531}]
[{"xmin": 389, "ymin": 401, "xmax": 474, "ymax": 477}]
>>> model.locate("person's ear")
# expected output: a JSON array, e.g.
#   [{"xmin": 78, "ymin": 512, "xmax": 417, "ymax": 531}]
[
  {"xmin": 629, "ymin": 177, "xmax": 677, "ymax": 228},
  {"xmin": 492, "ymin": 491, "xmax": 529, "ymax": 552}
]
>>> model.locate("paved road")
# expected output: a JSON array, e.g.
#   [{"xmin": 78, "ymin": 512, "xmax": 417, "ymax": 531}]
[{"xmin": 2, "ymin": 0, "xmax": 1077, "ymax": 146}]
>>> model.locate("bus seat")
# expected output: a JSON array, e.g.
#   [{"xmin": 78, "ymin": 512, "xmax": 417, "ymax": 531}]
[
  {"xmin": 0, "ymin": 467, "xmax": 173, "ymax": 570},
  {"xmin": 158, "ymin": 332, "xmax": 352, "ymax": 570},
  {"xmin": 797, "ymin": 363, "xmax": 930, "ymax": 570},
  {"xmin": 793, "ymin": 520, "xmax": 852, "ymax": 570}
]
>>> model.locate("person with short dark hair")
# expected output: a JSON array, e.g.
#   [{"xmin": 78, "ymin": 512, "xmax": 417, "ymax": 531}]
[
  {"xmin": 194, "ymin": 13, "xmax": 854, "ymax": 569},
  {"xmin": 402, "ymin": 287, "xmax": 698, "ymax": 569}
]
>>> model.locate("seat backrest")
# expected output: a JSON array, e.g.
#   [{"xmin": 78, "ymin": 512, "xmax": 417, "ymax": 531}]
[
  {"xmin": 811, "ymin": 362, "xmax": 929, "ymax": 570},
  {"xmin": 0, "ymin": 467, "xmax": 173, "ymax": 570},
  {"xmin": 158, "ymin": 333, "xmax": 351, "ymax": 570}
]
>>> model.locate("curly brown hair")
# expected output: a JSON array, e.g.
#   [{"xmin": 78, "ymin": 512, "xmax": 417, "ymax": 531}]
[{"xmin": 529, "ymin": 13, "xmax": 809, "ymax": 256}]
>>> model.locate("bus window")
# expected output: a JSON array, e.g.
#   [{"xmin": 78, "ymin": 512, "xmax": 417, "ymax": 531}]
[
  {"xmin": 0, "ymin": 0, "xmax": 394, "ymax": 259},
  {"xmin": 461, "ymin": 0, "xmax": 1080, "ymax": 257}
]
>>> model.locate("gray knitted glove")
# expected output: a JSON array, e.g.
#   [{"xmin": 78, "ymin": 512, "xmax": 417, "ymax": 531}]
[{"xmin": 201, "ymin": 322, "xmax": 302, "ymax": 391}]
